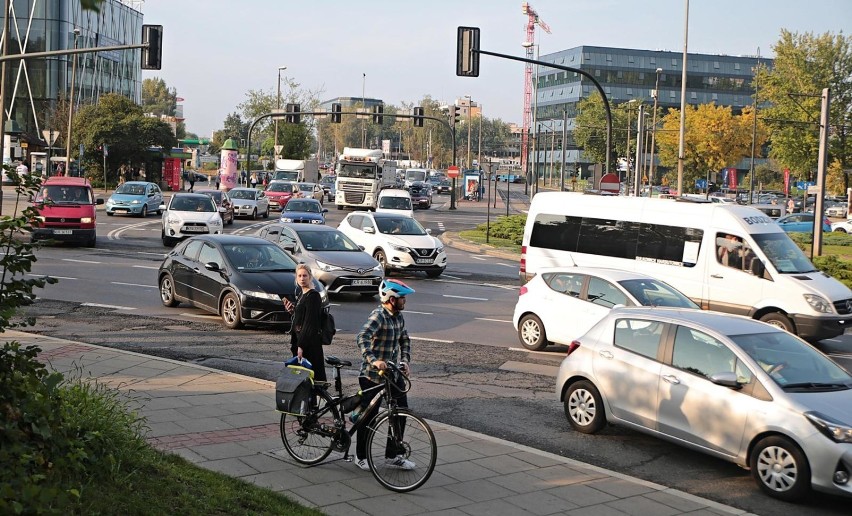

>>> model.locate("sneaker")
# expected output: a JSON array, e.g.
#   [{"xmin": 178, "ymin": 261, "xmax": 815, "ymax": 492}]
[
  {"xmin": 355, "ymin": 458, "xmax": 371, "ymax": 471},
  {"xmin": 386, "ymin": 455, "xmax": 416, "ymax": 470}
]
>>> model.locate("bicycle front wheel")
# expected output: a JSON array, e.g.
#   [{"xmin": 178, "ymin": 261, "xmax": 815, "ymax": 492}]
[
  {"xmin": 280, "ymin": 395, "xmax": 338, "ymax": 465},
  {"xmin": 366, "ymin": 408, "xmax": 437, "ymax": 492}
]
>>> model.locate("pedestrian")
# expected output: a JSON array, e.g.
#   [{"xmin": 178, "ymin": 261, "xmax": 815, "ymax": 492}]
[
  {"xmin": 283, "ymin": 264, "xmax": 327, "ymax": 382},
  {"xmin": 352, "ymin": 279, "xmax": 416, "ymax": 472},
  {"xmin": 786, "ymin": 197, "xmax": 795, "ymax": 214},
  {"xmin": 188, "ymin": 172, "xmax": 195, "ymax": 192},
  {"xmin": 215, "ymin": 171, "xmax": 220, "ymax": 190},
  {"xmin": 15, "ymin": 161, "xmax": 28, "ymax": 179},
  {"xmin": 250, "ymin": 172, "xmax": 258, "ymax": 189}
]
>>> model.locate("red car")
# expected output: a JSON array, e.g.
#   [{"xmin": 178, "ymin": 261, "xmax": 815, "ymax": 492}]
[{"xmin": 264, "ymin": 181, "xmax": 301, "ymax": 211}]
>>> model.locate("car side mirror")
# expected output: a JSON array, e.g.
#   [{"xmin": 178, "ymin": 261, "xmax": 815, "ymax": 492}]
[
  {"xmin": 364, "ymin": 227, "xmax": 375, "ymax": 234},
  {"xmin": 359, "ymin": 245, "xmax": 365, "ymax": 251},
  {"xmin": 159, "ymin": 204, "xmax": 166, "ymax": 210},
  {"xmin": 708, "ymin": 371, "xmax": 743, "ymax": 389},
  {"xmin": 283, "ymin": 244, "xmax": 296, "ymax": 253},
  {"xmin": 322, "ymin": 208, "xmax": 328, "ymax": 213},
  {"xmin": 204, "ymin": 261, "xmax": 221, "ymax": 272},
  {"xmin": 96, "ymin": 198, "xmax": 105, "ymax": 205},
  {"xmin": 425, "ymin": 228, "xmax": 432, "ymax": 235}
]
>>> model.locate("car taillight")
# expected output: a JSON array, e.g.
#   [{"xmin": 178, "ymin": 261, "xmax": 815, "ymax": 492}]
[
  {"xmin": 519, "ymin": 285, "xmax": 528, "ymax": 297},
  {"xmin": 566, "ymin": 340, "xmax": 581, "ymax": 356},
  {"xmin": 520, "ymin": 245, "xmax": 526, "ymax": 273}
]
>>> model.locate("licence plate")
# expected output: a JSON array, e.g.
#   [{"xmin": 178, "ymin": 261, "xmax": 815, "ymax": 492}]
[
  {"xmin": 352, "ymin": 279, "xmax": 373, "ymax": 286},
  {"xmin": 53, "ymin": 229, "xmax": 72, "ymax": 235},
  {"xmin": 416, "ymin": 258, "xmax": 433, "ymax": 264},
  {"xmin": 184, "ymin": 226, "xmax": 205, "ymax": 233}
]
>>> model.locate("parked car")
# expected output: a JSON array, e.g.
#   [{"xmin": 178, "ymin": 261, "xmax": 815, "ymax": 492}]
[
  {"xmin": 160, "ymin": 193, "xmax": 224, "ymax": 247},
  {"xmin": 407, "ymin": 180, "xmax": 432, "ymax": 209},
  {"xmin": 557, "ymin": 307, "xmax": 852, "ymax": 501},
  {"xmin": 264, "ymin": 180, "xmax": 301, "ymax": 211},
  {"xmin": 297, "ymin": 182, "xmax": 325, "ymax": 203},
  {"xmin": 775, "ymin": 212, "xmax": 831, "ymax": 233},
  {"xmin": 826, "ymin": 203, "xmax": 848, "ymax": 218},
  {"xmin": 319, "ymin": 175, "xmax": 336, "ymax": 201},
  {"xmin": 196, "ymin": 189, "xmax": 234, "ymax": 225},
  {"xmin": 228, "ymin": 187, "xmax": 269, "ymax": 219},
  {"xmin": 435, "ymin": 179, "xmax": 452, "ymax": 195},
  {"xmin": 513, "ymin": 267, "xmax": 699, "ymax": 351},
  {"xmin": 259, "ymin": 223, "xmax": 383, "ymax": 297},
  {"xmin": 338, "ymin": 211, "xmax": 446, "ymax": 277},
  {"xmin": 105, "ymin": 181, "xmax": 163, "ymax": 217},
  {"xmin": 280, "ymin": 198, "xmax": 328, "ymax": 224},
  {"xmin": 831, "ymin": 219, "xmax": 852, "ymax": 233},
  {"xmin": 157, "ymin": 235, "xmax": 327, "ymax": 329}
]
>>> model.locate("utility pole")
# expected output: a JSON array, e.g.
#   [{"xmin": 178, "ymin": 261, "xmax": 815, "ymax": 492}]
[
  {"xmin": 0, "ymin": 0, "xmax": 10, "ymax": 216},
  {"xmin": 65, "ymin": 29, "xmax": 80, "ymax": 175},
  {"xmin": 274, "ymin": 66, "xmax": 286, "ymax": 158}
]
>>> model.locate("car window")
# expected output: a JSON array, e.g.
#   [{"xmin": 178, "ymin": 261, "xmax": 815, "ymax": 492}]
[
  {"xmin": 671, "ymin": 326, "xmax": 737, "ymax": 378},
  {"xmin": 586, "ymin": 277, "xmax": 628, "ymax": 308},
  {"xmin": 715, "ymin": 233, "xmax": 757, "ymax": 274},
  {"xmin": 197, "ymin": 242, "xmax": 224, "ymax": 269},
  {"xmin": 544, "ymin": 273, "xmax": 584, "ymax": 298},
  {"xmin": 618, "ymin": 279, "xmax": 698, "ymax": 308},
  {"xmin": 613, "ymin": 319, "xmax": 664, "ymax": 360},
  {"xmin": 183, "ymin": 239, "xmax": 204, "ymax": 260},
  {"xmin": 360, "ymin": 217, "xmax": 375, "ymax": 232},
  {"xmin": 278, "ymin": 227, "xmax": 297, "ymax": 249},
  {"xmin": 376, "ymin": 216, "xmax": 426, "ymax": 235}
]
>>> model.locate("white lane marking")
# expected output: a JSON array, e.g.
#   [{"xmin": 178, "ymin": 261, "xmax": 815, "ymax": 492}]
[
  {"xmin": 443, "ymin": 294, "xmax": 488, "ymax": 301},
  {"xmin": 111, "ymin": 281, "xmax": 157, "ymax": 289},
  {"xmin": 473, "ymin": 255, "xmax": 491, "ymax": 259},
  {"xmin": 508, "ymin": 347, "xmax": 566, "ymax": 357},
  {"xmin": 476, "ymin": 317, "xmax": 513, "ymax": 323},
  {"xmin": 138, "ymin": 252, "xmax": 167, "ymax": 257},
  {"xmin": 181, "ymin": 312, "xmax": 219, "ymax": 319},
  {"xmin": 108, "ymin": 220, "xmax": 159, "ymax": 240},
  {"xmin": 497, "ymin": 263, "xmax": 517, "ymax": 268},
  {"xmin": 29, "ymin": 274, "xmax": 76, "ymax": 280},
  {"xmin": 470, "ymin": 256, "xmax": 486, "ymax": 261},
  {"xmin": 132, "ymin": 265, "xmax": 160, "ymax": 270},
  {"xmin": 410, "ymin": 336, "xmax": 453, "ymax": 343},
  {"xmin": 441, "ymin": 274, "xmax": 462, "ymax": 280},
  {"xmin": 404, "ymin": 310, "xmax": 434, "ymax": 315},
  {"xmin": 81, "ymin": 302, "xmax": 137, "ymax": 310},
  {"xmin": 62, "ymin": 258, "xmax": 100, "ymax": 264}
]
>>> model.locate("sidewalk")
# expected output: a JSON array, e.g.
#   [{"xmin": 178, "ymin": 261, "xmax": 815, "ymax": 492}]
[{"xmin": 12, "ymin": 329, "xmax": 752, "ymax": 516}]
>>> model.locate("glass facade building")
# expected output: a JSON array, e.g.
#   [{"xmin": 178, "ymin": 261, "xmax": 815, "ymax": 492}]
[
  {"xmin": 2, "ymin": 0, "xmax": 143, "ymax": 139},
  {"xmin": 531, "ymin": 45, "xmax": 770, "ymax": 173}
]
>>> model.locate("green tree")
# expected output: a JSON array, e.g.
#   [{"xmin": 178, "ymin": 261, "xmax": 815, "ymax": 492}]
[
  {"xmin": 757, "ymin": 30, "xmax": 852, "ymax": 190},
  {"xmin": 573, "ymin": 93, "xmax": 643, "ymax": 166},
  {"xmin": 73, "ymin": 93, "xmax": 177, "ymax": 183},
  {"xmin": 141, "ymin": 77, "xmax": 176, "ymax": 117}
]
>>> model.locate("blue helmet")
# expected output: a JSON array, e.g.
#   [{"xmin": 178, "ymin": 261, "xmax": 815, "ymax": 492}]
[{"xmin": 379, "ymin": 279, "xmax": 415, "ymax": 303}]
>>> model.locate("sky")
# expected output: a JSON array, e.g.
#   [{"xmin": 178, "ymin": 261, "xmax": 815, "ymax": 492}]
[{"xmin": 140, "ymin": 0, "xmax": 851, "ymax": 138}]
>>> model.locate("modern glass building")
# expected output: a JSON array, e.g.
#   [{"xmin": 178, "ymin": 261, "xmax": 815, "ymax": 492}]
[
  {"xmin": 2, "ymin": 0, "xmax": 143, "ymax": 142},
  {"xmin": 531, "ymin": 45, "xmax": 770, "ymax": 177}
]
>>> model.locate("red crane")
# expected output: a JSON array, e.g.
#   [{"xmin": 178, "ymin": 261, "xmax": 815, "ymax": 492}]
[{"xmin": 521, "ymin": 2, "xmax": 551, "ymax": 179}]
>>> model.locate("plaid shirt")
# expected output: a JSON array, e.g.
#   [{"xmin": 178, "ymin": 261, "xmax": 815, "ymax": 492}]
[{"xmin": 357, "ymin": 306, "xmax": 411, "ymax": 381}]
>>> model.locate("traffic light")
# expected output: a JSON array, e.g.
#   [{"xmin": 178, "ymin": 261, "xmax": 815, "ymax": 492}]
[
  {"xmin": 449, "ymin": 106, "xmax": 461, "ymax": 127},
  {"xmin": 141, "ymin": 24, "xmax": 163, "ymax": 70},
  {"xmin": 331, "ymin": 103, "xmax": 342, "ymax": 123},
  {"xmin": 456, "ymin": 26, "xmax": 480, "ymax": 77},
  {"xmin": 372, "ymin": 105, "xmax": 384, "ymax": 125},
  {"xmin": 285, "ymin": 103, "xmax": 300, "ymax": 124},
  {"xmin": 413, "ymin": 107, "xmax": 424, "ymax": 127}
]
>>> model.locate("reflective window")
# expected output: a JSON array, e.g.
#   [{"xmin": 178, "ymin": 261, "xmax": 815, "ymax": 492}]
[
  {"xmin": 614, "ymin": 319, "xmax": 664, "ymax": 360},
  {"xmin": 587, "ymin": 277, "xmax": 628, "ymax": 308},
  {"xmin": 672, "ymin": 326, "xmax": 736, "ymax": 378},
  {"xmin": 198, "ymin": 242, "xmax": 224, "ymax": 269}
]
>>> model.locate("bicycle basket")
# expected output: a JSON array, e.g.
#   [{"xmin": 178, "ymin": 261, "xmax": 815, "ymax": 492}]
[{"xmin": 275, "ymin": 365, "xmax": 314, "ymax": 415}]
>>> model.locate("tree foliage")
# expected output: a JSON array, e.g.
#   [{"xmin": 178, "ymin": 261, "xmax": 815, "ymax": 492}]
[
  {"xmin": 141, "ymin": 77, "xmax": 177, "ymax": 117},
  {"xmin": 655, "ymin": 104, "xmax": 767, "ymax": 190},
  {"xmin": 574, "ymin": 93, "xmax": 646, "ymax": 166},
  {"xmin": 757, "ymin": 30, "xmax": 852, "ymax": 189}
]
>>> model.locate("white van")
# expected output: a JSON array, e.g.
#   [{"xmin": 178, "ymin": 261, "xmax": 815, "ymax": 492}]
[
  {"xmin": 403, "ymin": 168, "xmax": 428, "ymax": 188},
  {"xmin": 376, "ymin": 189, "xmax": 414, "ymax": 217},
  {"xmin": 521, "ymin": 192, "xmax": 852, "ymax": 341}
]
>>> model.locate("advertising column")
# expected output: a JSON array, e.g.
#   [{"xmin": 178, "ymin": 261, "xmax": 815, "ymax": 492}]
[{"xmin": 219, "ymin": 138, "xmax": 238, "ymax": 190}]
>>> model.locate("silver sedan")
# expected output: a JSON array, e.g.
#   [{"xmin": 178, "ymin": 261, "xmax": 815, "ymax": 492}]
[{"xmin": 228, "ymin": 187, "xmax": 270, "ymax": 219}]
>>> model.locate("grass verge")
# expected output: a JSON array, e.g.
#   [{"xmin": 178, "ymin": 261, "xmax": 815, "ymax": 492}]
[{"xmin": 458, "ymin": 229, "xmax": 522, "ymax": 254}]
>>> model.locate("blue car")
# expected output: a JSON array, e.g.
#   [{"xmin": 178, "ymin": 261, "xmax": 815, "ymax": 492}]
[
  {"xmin": 280, "ymin": 198, "xmax": 328, "ymax": 224},
  {"xmin": 775, "ymin": 213, "xmax": 832, "ymax": 233},
  {"xmin": 106, "ymin": 181, "xmax": 164, "ymax": 217}
]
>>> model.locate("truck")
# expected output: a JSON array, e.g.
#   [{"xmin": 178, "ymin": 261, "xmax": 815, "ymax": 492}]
[
  {"xmin": 334, "ymin": 148, "xmax": 397, "ymax": 210},
  {"xmin": 272, "ymin": 158, "xmax": 319, "ymax": 183}
]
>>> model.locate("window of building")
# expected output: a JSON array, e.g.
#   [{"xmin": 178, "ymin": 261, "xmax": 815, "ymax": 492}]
[
  {"xmin": 606, "ymin": 54, "xmax": 612, "ymax": 61},
  {"xmin": 670, "ymin": 91, "xmax": 677, "ymax": 99},
  {"xmin": 605, "ymin": 87, "xmax": 611, "ymax": 95},
  {"xmin": 650, "ymin": 58, "xmax": 656, "ymax": 65},
  {"xmin": 712, "ymin": 93, "xmax": 718, "ymax": 101},
  {"xmin": 617, "ymin": 70, "xmax": 623, "ymax": 79},
  {"xmin": 583, "ymin": 52, "xmax": 591, "ymax": 61},
  {"xmin": 628, "ymin": 55, "xmax": 635, "ymax": 63},
  {"xmin": 672, "ymin": 58, "xmax": 678, "ymax": 66},
  {"xmin": 734, "ymin": 62, "xmax": 741, "ymax": 70},
  {"xmin": 595, "ymin": 69, "xmax": 601, "ymax": 77},
  {"xmin": 627, "ymin": 88, "xmax": 633, "ymax": 96},
  {"xmin": 690, "ymin": 92, "xmax": 697, "ymax": 99},
  {"xmin": 714, "ymin": 61, "xmax": 720, "ymax": 69}
]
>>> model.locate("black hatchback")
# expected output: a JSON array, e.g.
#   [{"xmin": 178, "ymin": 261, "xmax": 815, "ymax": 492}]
[{"xmin": 157, "ymin": 234, "xmax": 327, "ymax": 329}]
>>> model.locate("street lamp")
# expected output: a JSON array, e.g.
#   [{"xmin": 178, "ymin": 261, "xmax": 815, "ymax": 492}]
[
  {"xmin": 621, "ymin": 99, "xmax": 638, "ymax": 190},
  {"xmin": 464, "ymin": 95, "xmax": 472, "ymax": 169},
  {"xmin": 361, "ymin": 72, "xmax": 366, "ymax": 148},
  {"xmin": 648, "ymin": 67, "xmax": 663, "ymax": 191},
  {"xmin": 65, "ymin": 28, "xmax": 81, "ymax": 175},
  {"xmin": 274, "ymin": 65, "xmax": 287, "ymax": 159},
  {"xmin": 522, "ymin": 41, "xmax": 540, "ymax": 196}
]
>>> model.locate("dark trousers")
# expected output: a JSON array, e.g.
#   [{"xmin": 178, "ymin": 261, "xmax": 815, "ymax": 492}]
[{"xmin": 355, "ymin": 374, "xmax": 408, "ymax": 461}]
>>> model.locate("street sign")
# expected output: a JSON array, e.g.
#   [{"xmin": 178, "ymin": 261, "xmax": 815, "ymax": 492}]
[
  {"xmin": 447, "ymin": 166, "xmax": 460, "ymax": 178},
  {"xmin": 274, "ymin": 144, "xmax": 283, "ymax": 155},
  {"xmin": 599, "ymin": 172, "xmax": 620, "ymax": 192},
  {"xmin": 807, "ymin": 185, "xmax": 820, "ymax": 195}
]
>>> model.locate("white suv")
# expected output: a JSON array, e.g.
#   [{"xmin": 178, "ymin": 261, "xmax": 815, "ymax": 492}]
[
  {"xmin": 338, "ymin": 211, "xmax": 446, "ymax": 277},
  {"xmin": 160, "ymin": 193, "xmax": 223, "ymax": 247}
]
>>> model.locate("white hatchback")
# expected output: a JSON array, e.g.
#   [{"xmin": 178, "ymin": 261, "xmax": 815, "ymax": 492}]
[
  {"xmin": 513, "ymin": 267, "xmax": 699, "ymax": 350},
  {"xmin": 160, "ymin": 193, "xmax": 223, "ymax": 247},
  {"xmin": 338, "ymin": 211, "xmax": 446, "ymax": 277}
]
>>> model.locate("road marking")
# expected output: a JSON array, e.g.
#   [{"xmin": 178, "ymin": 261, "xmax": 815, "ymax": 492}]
[
  {"xmin": 508, "ymin": 347, "xmax": 567, "ymax": 357},
  {"xmin": 470, "ymin": 256, "xmax": 486, "ymax": 261},
  {"xmin": 137, "ymin": 251, "xmax": 167, "ymax": 257},
  {"xmin": 81, "ymin": 302, "xmax": 137, "ymax": 310},
  {"xmin": 181, "ymin": 312, "xmax": 219, "ymax": 319},
  {"xmin": 404, "ymin": 310, "xmax": 434, "ymax": 315},
  {"xmin": 473, "ymin": 254, "xmax": 491, "ymax": 259},
  {"xmin": 410, "ymin": 336, "xmax": 453, "ymax": 343},
  {"xmin": 443, "ymin": 294, "xmax": 488, "ymax": 301},
  {"xmin": 476, "ymin": 317, "xmax": 512, "ymax": 323},
  {"xmin": 497, "ymin": 263, "xmax": 517, "ymax": 268},
  {"xmin": 132, "ymin": 265, "xmax": 160, "ymax": 270},
  {"xmin": 441, "ymin": 274, "xmax": 462, "ymax": 280},
  {"xmin": 29, "ymin": 273, "xmax": 76, "ymax": 280},
  {"xmin": 108, "ymin": 220, "xmax": 159, "ymax": 240},
  {"xmin": 112, "ymin": 281, "xmax": 157, "ymax": 289},
  {"xmin": 62, "ymin": 258, "xmax": 100, "ymax": 264}
]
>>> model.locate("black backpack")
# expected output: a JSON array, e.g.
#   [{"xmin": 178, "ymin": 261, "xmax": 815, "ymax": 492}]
[{"xmin": 320, "ymin": 307, "xmax": 336, "ymax": 345}]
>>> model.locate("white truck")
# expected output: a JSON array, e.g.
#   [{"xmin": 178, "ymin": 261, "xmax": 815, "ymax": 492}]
[
  {"xmin": 334, "ymin": 147, "xmax": 397, "ymax": 210},
  {"xmin": 273, "ymin": 158, "xmax": 319, "ymax": 183}
]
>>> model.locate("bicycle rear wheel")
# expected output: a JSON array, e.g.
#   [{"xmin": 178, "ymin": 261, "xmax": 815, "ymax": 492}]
[
  {"xmin": 280, "ymin": 394, "xmax": 338, "ymax": 465},
  {"xmin": 366, "ymin": 408, "xmax": 436, "ymax": 492}
]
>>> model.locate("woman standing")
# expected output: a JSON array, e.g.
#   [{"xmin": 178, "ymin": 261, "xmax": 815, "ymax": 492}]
[{"xmin": 284, "ymin": 264, "xmax": 326, "ymax": 382}]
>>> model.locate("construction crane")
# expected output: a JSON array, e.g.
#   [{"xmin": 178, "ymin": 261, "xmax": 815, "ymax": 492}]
[{"xmin": 520, "ymin": 2, "xmax": 551, "ymax": 182}]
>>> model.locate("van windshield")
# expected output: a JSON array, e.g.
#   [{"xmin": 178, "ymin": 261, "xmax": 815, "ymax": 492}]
[
  {"xmin": 37, "ymin": 185, "xmax": 92, "ymax": 204},
  {"xmin": 752, "ymin": 233, "xmax": 818, "ymax": 274},
  {"xmin": 405, "ymin": 170, "xmax": 427, "ymax": 182}
]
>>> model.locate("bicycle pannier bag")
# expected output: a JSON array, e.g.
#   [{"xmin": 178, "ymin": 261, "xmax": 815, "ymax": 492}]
[
  {"xmin": 275, "ymin": 365, "xmax": 314, "ymax": 415},
  {"xmin": 320, "ymin": 307, "xmax": 336, "ymax": 346}
]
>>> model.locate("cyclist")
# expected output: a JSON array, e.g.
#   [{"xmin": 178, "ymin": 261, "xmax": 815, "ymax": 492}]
[{"xmin": 353, "ymin": 279, "xmax": 415, "ymax": 471}]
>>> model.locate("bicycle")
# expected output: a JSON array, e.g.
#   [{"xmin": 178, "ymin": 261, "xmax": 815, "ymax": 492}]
[{"xmin": 279, "ymin": 356, "xmax": 437, "ymax": 493}]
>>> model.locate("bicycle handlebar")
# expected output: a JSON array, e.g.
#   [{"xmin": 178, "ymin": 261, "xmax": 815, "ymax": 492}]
[{"xmin": 377, "ymin": 361, "xmax": 412, "ymax": 394}]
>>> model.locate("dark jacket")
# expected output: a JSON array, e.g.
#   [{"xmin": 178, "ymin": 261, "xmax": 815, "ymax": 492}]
[{"xmin": 290, "ymin": 289, "xmax": 326, "ymax": 381}]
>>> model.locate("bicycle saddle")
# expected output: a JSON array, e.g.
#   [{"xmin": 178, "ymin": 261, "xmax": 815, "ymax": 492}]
[{"xmin": 325, "ymin": 355, "xmax": 351, "ymax": 367}]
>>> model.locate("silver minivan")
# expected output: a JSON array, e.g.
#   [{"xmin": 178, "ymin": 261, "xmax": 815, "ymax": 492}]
[{"xmin": 556, "ymin": 307, "xmax": 852, "ymax": 501}]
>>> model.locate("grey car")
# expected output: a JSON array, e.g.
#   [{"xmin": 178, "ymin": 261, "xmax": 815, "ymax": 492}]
[
  {"xmin": 228, "ymin": 187, "xmax": 270, "ymax": 219},
  {"xmin": 258, "ymin": 223, "xmax": 383, "ymax": 297},
  {"xmin": 556, "ymin": 307, "xmax": 852, "ymax": 501}
]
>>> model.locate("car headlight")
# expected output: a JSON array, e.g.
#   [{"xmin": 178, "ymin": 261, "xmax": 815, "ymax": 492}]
[
  {"xmin": 35, "ymin": 216, "xmax": 45, "ymax": 222},
  {"xmin": 209, "ymin": 217, "xmax": 223, "ymax": 227},
  {"xmin": 80, "ymin": 217, "xmax": 93, "ymax": 224},
  {"xmin": 804, "ymin": 294, "xmax": 834, "ymax": 314},
  {"xmin": 805, "ymin": 411, "xmax": 852, "ymax": 443},
  {"xmin": 131, "ymin": 199, "xmax": 141, "ymax": 204},
  {"xmin": 106, "ymin": 199, "xmax": 114, "ymax": 205},
  {"xmin": 243, "ymin": 290, "xmax": 281, "ymax": 301},
  {"xmin": 281, "ymin": 217, "xmax": 293, "ymax": 222},
  {"xmin": 373, "ymin": 263, "xmax": 383, "ymax": 271},
  {"xmin": 316, "ymin": 260, "xmax": 343, "ymax": 272},
  {"xmin": 390, "ymin": 244, "xmax": 409, "ymax": 253},
  {"xmin": 310, "ymin": 219, "xmax": 323, "ymax": 224},
  {"xmin": 436, "ymin": 246, "xmax": 444, "ymax": 254}
]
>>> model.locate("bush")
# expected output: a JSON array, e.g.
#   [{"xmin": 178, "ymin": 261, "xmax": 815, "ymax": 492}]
[
  {"xmin": 813, "ymin": 255, "xmax": 852, "ymax": 289},
  {"xmin": 475, "ymin": 214, "xmax": 527, "ymax": 245}
]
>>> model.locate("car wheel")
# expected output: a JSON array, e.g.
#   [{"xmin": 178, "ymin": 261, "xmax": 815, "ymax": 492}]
[
  {"xmin": 263, "ymin": 207, "xmax": 269, "ymax": 219},
  {"xmin": 228, "ymin": 212, "xmax": 234, "ymax": 225},
  {"xmin": 425, "ymin": 268, "xmax": 443, "ymax": 278},
  {"xmin": 157, "ymin": 207, "xmax": 162, "ymax": 215},
  {"xmin": 750, "ymin": 435, "xmax": 811, "ymax": 502},
  {"xmin": 374, "ymin": 249, "xmax": 389, "ymax": 275},
  {"xmin": 106, "ymin": 211, "xmax": 114, "ymax": 216},
  {"xmin": 517, "ymin": 313, "xmax": 548, "ymax": 351},
  {"xmin": 834, "ymin": 227, "xmax": 847, "ymax": 233},
  {"xmin": 564, "ymin": 380, "xmax": 606, "ymax": 434},
  {"xmin": 336, "ymin": 205, "xmax": 343, "ymax": 210},
  {"xmin": 142, "ymin": 205, "xmax": 149, "ymax": 218},
  {"xmin": 161, "ymin": 229, "xmax": 174, "ymax": 247},
  {"xmin": 221, "ymin": 292, "xmax": 243, "ymax": 329},
  {"xmin": 159, "ymin": 274, "xmax": 179, "ymax": 307},
  {"xmin": 759, "ymin": 312, "xmax": 795, "ymax": 334},
  {"xmin": 251, "ymin": 208, "xmax": 257, "ymax": 220}
]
